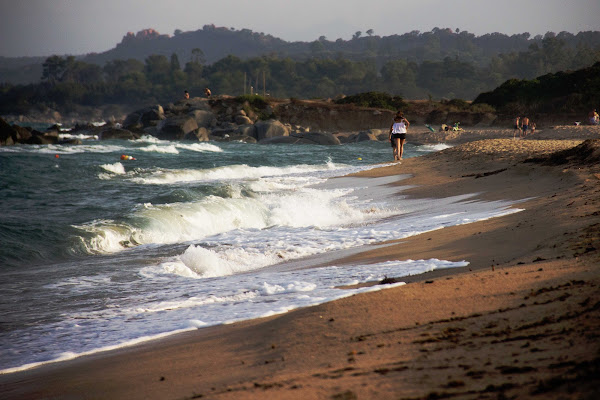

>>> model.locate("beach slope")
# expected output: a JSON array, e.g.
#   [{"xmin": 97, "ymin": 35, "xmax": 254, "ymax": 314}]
[{"xmin": 1, "ymin": 128, "xmax": 599, "ymax": 400}]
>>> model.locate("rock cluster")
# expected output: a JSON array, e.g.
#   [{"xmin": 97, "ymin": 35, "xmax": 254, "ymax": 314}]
[
  {"xmin": 119, "ymin": 97, "xmax": 349, "ymax": 145},
  {"xmin": 1, "ymin": 97, "xmax": 397, "ymax": 147},
  {"xmin": 0, "ymin": 118, "xmax": 83, "ymax": 146}
]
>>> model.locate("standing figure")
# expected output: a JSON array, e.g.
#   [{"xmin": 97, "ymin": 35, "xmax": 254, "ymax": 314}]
[
  {"xmin": 204, "ymin": 87, "xmax": 212, "ymax": 97},
  {"xmin": 521, "ymin": 116, "xmax": 530, "ymax": 136},
  {"xmin": 514, "ymin": 116, "xmax": 521, "ymax": 138},
  {"xmin": 389, "ymin": 113, "xmax": 410, "ymax": 161},
  {"xmin": 183, "ymin": 90, "xmax": 190, "ymax": 100}
]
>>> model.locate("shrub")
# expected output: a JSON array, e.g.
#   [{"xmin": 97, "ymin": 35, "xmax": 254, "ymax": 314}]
[
  {"xmin": 334, "ymin": 91, "xmax": 406, "ymax": 111},
  {"xmin": 234, "ymin": 94, "xmax": 268, "ymax": 108}
]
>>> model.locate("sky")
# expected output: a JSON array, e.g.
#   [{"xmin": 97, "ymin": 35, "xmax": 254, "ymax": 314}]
[{"xmin": 1, "ymin": 0, "xmax": 599, "ymax": 58}]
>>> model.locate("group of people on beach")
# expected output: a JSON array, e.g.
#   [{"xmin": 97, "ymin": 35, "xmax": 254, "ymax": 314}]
[
  {"xmin": 389, "ymin": 111, "xmax": 410, "ymax": 161},
  {"xmin": 513, "ymin": 116, "xmax": 536, "ymax": 138}
]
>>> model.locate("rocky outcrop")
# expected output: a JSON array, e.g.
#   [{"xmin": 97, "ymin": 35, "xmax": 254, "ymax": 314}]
[
  {"xmin": 123, "ymin": 105, "xmax": 165, "ymax": 130},
  {"xmin": 0, "ymin": 117, "xmax": 62, "ymax": 146},
  {"xmin": 274, "ymin": 101, "xmax": 395, "ymax": 132},
  {"xmin": 255, "ymin": 119, "xmax": 289, "ymax": 141},
  {"xmin": 189, "ymin": 109, "xmax": 216, "ymax": 128},
  {"xmin": 157, "ymin": 116, "xmax": 199, "ymax": 140},
  {"xmin": 183, "ymin": 127, "xmax": 210, "ymax": 142}
]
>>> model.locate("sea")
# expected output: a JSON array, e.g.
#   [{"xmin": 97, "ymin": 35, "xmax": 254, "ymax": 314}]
[{"xmin": 0, "ymin": 126, "xmax": 523, "ymax": 373}]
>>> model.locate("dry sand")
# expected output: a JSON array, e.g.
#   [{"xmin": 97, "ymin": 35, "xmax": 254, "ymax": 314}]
[{"xmin": 1, "ymin": 126, "xmax": 599, "ymax": 400}]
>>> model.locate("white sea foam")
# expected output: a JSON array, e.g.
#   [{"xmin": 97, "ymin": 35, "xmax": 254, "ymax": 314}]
[
  {"xmin": 175, "ymin": 142, "xmax": 223, "ymax": 152},
  {"xmin": 99, "ymin": 162, "xmax": 126, "ymax": 175},
  {"xmin": 59, "ymin": 133, "xmax": 99, "ymax": 140},
  {"xmin": 138, "ymin": 144, "xmax": 180, "ymax": 154},
  {"xmin": 0, "ymin": 258, "xmax": 467, "ymax": 375},
  {"xmin": 128, "ymin": 162, "xmax": 346, "ymax": 186},
  {"xmin": 416, "ymin": 143, "xmax": 452, "ymax": 152}
]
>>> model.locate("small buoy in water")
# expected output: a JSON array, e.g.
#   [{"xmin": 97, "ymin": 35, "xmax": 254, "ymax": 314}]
[
  {"xmin": 55, "ymin": 154, "xmax": 59, "ymax": 158},
  {"xmin": 120, "ymin": 155, "xmax": 136, "ymax": 161},
  {"xmin": 357, "ymin": 157, "xmax": 362, "ymax": 160}
]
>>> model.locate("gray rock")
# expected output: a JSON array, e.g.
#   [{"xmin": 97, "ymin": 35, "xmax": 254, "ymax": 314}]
[
  {"xmin": 0, "ymin": 117, "xmax": 16, "ymax": 146},
  {"xmin": 234, "ymin": 115, "xmax": 253, "ymax": 125},
  {"xmin": 236, "ymin": 124, "xmax": 257, "ymax": 138},
  {"xmin": 188, "ymin": 110, "xmax": 216, "ymax": 128},
  {"xmin": 12, "ymin": 125, "xmax": 32, "ymax": 142},
  {"xmin": 354, "ymin": 131, "xmax": 378, "ymax": 142},
  {"xmin": 183, "ymin": 127, "xmax": 210, "ymax": 142},
  {"xmin": 157, "ymin": 116, "xmax": 199, "ymax": 140},
  {"xmin": 255, "ymin": 119, "xmax": 289, "ymax": 141},
  {"xmin": 142, "ymin": 126, "xmax": 159, "ymax": 137},
  {"xmin": 139, "ymin": 105, "xmax": 165, "ymax": 126}
]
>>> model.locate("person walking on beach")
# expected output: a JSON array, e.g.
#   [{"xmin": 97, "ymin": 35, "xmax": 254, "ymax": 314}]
[
  {"xmin": 389, "ymin": 112, "xmax": 410, "ymax": 161},
  {"xmin": 521, "ymin": 116, "xmax": 530, "ymax": 136},
  {"xmin": 514, "ymin": 116, "xmax": 521, "ymax": 138}
]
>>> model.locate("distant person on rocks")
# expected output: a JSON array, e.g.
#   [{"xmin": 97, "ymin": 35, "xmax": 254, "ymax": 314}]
[
  {"xmin": 184, "ymin": 90, "xmax": 190, "ymax": 100},
  {"xmin": 204, "ymin": 87, "xmax": 212, "ymax": 98},
  {"xmin": 521, "ymin": 116, "xmax": 530, "ymax": 136},
  {"xmin": 389, "ymin": 112, "xmax": 410, "ymax": 161},
  {"xmin": 514, "ymin": 116, "xmax": 521, "ymax": 138},
  {"xmin": 589, "ymin": 109, "xmax": 599, "ymax": 125}
]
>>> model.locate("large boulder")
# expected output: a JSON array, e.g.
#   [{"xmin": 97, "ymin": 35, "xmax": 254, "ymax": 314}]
[
  {"xmin": 12, "ymin": 125, "xmax": 32, "ymax": 143},
  {"xmin": 234, "ymin": 114, "xmax": 253, "ymax": 125},
  {"xmin": 236, "ymin": 124, "xmax": 257, "ymax": 138},
  {"xmin": 26, "ymin": 134, "xmax": 59, "ymax": 145},
  {"xmin": 139, "ymin": 105, "xmax": 165, "ymax": 126},
  {"xmin": 177, "ymin": 97, "xmax": 211, "ymax": 111},
  {"xmin": 183, "ymin": 127, "xmax": 210, "ymax": 142},
  {"xmin": 188, "ymin": 110, "xmax": 216, "ymax": 128},
  {"xmin": 254, "ymin": 119, "xmax": 289, "ymax": 141},
  {"xmin": 0, "ymin": 117, "xmax": 17, "ymax": 145},
  {"xmin": 157, "ymin": 116, "xmax": 199, "ymax": 140},
  {"xmin": 354, "ymin": 131, "xmax": 379, "ymax": 142},
  {"xmin": 123, "ymin": 105, "xmax": 164, "ymax": 130}
]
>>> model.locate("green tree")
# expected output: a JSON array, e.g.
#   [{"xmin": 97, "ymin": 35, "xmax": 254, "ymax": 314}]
[
  {"xmin": 103, "ymin": 59, "xmax": 144, "ymax": 83},
  {"xmin": 144, "ymin": 55, "xmax": 171, "ymax": 85},
  {"xmin": 42, "ymin": 55, "xmax": 67, "ymax": 84},
  {"xmin": 170, "ymin": 53, "xmax": 181, "ymax": 71}
]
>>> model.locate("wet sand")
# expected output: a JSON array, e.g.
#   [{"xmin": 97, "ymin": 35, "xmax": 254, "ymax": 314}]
[{"xmin": 1, "ymin": 126, "xmax": 599, "ymax": 399}]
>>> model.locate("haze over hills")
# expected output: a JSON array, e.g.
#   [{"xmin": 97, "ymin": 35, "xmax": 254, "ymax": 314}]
[{"xmin": 2, "ymin": 25, "xmax": 600, "ymax": 85}]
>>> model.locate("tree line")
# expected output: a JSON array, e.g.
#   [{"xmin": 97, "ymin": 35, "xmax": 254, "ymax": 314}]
[{"xmin": 0, "ymin": 34, "xmax": 599, "ymax": 115}]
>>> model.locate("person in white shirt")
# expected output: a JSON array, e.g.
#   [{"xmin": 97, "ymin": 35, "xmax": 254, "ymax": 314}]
[{"xmin": 389, "ymin": 112, "xmax": 410, "ymax": 160}]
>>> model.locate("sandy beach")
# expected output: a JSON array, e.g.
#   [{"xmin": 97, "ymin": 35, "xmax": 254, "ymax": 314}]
[{"xmin": 1, "ymin": 126, "xmax": 599, "ymax": 399}]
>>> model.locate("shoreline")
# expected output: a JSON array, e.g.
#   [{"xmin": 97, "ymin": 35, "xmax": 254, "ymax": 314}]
[{"xmin": 1, "ymin": 128, "xmax": 599, "ymax": 399}]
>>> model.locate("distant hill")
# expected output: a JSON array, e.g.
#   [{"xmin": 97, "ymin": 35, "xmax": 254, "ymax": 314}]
[
  {"xmin": 2, "ymin": 26, "xmax": 600, "ymax": 85},
  {"xmin": 82, "ymin": 26, "xmax": 289, "ymax": 66}
]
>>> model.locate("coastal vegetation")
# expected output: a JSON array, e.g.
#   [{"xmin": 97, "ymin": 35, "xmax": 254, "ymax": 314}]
[
  {"xmin": 473, "ymin": 61, "xmax": 600, "ymax": 114},
  {"xmin": 0, "ymin": 27, "xmax": 599, "ymax": 119}
]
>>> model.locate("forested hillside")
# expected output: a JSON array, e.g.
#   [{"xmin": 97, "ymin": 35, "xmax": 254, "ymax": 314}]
[{"xmin": 1, "ymin": 26, "xmax": 599, "ymax": 118}]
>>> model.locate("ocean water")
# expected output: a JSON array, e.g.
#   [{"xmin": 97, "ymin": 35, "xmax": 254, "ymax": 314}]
[{"xmin": 0, "ymin": 133, "xmax": 522, "ymax": 373}]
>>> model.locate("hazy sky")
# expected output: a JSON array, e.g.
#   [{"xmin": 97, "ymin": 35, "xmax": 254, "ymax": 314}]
[{"xmin": 1, "ymin": 0, "xmax": 599, "ymax": 57}]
